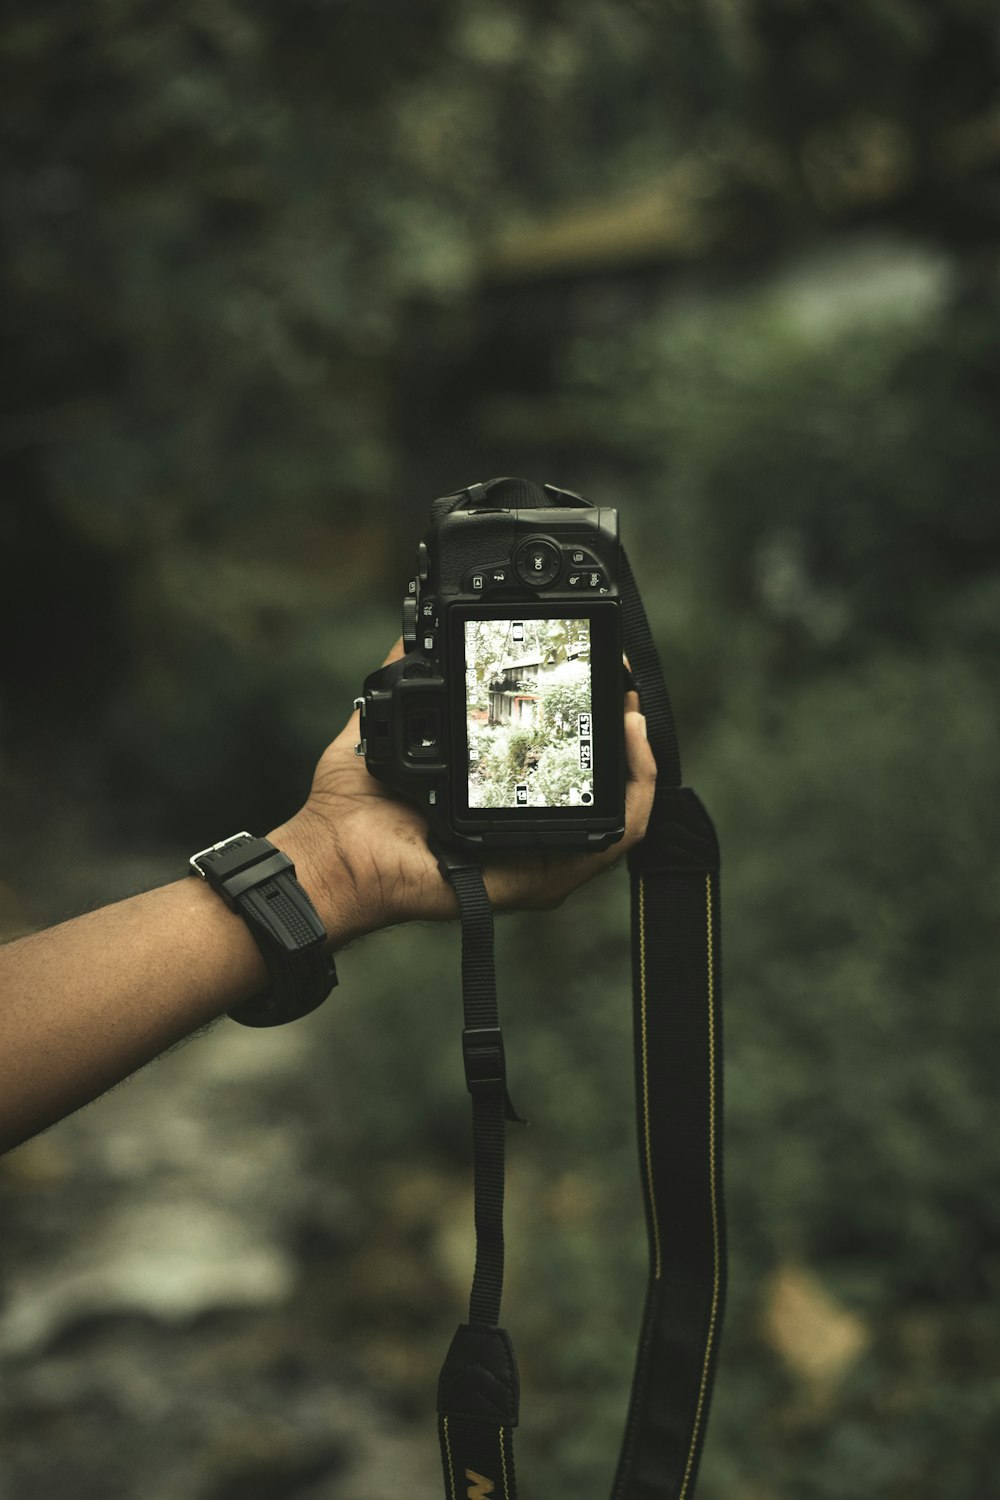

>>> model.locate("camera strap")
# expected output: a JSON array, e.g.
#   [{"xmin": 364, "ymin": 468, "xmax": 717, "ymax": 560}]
[{"xmin": 430, "ymin": 548, "xmax": 725, "ymax": 1500}]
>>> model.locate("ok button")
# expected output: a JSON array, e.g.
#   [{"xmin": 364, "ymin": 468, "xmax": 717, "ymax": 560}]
[{"xmin": 514, "ymin": 538, "xmax": 561, "ymax": 587}]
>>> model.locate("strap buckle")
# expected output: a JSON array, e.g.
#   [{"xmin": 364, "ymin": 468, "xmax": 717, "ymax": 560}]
[
  {"xmin": 462, "ymin": 1025, "xmax": 506, "ymax": 1093},
  {"xmin": 462, "ymin": 1027, "xmax": 527, "ymax": 1124}
]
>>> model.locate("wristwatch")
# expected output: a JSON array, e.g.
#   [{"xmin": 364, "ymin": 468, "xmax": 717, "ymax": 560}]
[{"xmin": 189, "ymin": 832, "xmax": 337, "ymax": 1027}]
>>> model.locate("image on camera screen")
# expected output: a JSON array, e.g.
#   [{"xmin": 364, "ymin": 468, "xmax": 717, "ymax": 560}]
[{"xmin": 464, "ymin": 618, "xmax": 594, "ymax": 809}]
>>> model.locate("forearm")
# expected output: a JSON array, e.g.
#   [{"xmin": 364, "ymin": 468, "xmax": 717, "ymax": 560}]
[
  {"xmin": 0, "ymin": 872, "xmax": 271, "ymax": 1153},
  {"xmin": 0, "ymin": 672, "xmax": 653, "ymax": 1153}
]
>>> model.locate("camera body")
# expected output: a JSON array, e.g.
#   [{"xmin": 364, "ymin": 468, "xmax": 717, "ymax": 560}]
[{"xmin": 356, "ymin": 479, "xmax": 626, "ymax": 851}]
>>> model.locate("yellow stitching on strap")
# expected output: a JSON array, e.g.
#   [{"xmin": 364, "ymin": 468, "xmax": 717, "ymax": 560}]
[
  {"xmin": 499, "ymin": 1427, "xmax": 511, "ymax": 1500},
  {"xmin": 442, "ymin": 1415, "xmax": 457, "ymax": 1500},
  {"xmin": 638, "ymin": 877, "xmax": 662, "ymax": 1280},
  {"xmin": 678, "ymin": 872, "xmax": 721, "ymax": 1500}
]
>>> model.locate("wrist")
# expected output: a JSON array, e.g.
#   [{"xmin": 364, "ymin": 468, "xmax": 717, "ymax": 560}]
[
  {"xmin": 190, "ymin": 831, "xmax": 335, "ymax": 1028},
  {"xmin": 265, "ymin": 809, "xmax": 368, "ymax": 948}
]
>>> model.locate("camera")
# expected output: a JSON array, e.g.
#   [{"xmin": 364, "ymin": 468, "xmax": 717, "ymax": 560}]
[{"xmin": 355, "ymin": 477, "xmax": 626, "ymax": 851}]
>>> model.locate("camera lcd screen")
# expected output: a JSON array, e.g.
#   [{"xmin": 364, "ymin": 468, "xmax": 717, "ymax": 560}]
[
  {"xmin": 462, "ymin": 616, "xmax": 597, "ymax": 810},
  {"xmin": 449, "ymin": 601, "xmax": 624, "ymax": 836}
]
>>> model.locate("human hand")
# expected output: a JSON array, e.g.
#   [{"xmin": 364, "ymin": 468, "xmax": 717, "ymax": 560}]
[{"xmin": 268, "ymin": 640, "xmax": 656, "ymax": 946}]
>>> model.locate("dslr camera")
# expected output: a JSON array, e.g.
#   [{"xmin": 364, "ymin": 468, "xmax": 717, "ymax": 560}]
[{"xmin": 355, "ymin": 478, "xmax": 626, "ymax": 852}]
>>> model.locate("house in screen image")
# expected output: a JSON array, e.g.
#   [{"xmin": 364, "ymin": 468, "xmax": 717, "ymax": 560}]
[{"xmin": 487, "ymin": 639, "xmax": 588, "ymax": 727}]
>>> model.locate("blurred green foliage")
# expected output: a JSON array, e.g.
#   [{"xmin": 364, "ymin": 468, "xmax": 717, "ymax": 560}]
[{"xmin": 2, "ymin": 2, "xmax": 999, "ymax": 1497}]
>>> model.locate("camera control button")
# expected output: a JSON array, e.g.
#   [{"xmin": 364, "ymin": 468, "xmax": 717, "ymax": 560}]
[
  {"xmin": 586, "ymin": 569, "xmax": 606, "ymax": 590},
  {"xmin": 566, "ymin": 571, "xmax": 585, "ymax": 589},
  {"xmin": 514, "ymin": 539, "xmax": 561, "ymax": 587},
  {"xmin": 569, "ymin": 548, "xmax": 598, "ymax": 567},
  {"xmin": 467, "ymin": 567, "xmax": 509, "ymax": 592},
  {"xmin": 417, "ymin": 541, "xmax": 430, "ymax": 582},
  {"xmin": 402, "ymin": 595, "xmax": 418, "ymax": 648}
]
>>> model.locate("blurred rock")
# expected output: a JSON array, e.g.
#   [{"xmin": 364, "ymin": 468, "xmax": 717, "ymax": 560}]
[
  {"xmin": 1, "ymin": 1196, "xmax": 295, "ymax": 1356},
  {"xmin": 763, "ymin": 1263, "xmax": 869, "ymax": 1387}
]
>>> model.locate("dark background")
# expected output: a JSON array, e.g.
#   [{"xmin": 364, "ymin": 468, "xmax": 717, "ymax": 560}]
[{"xmin": 2, "ymin": 3, "xmax": 999, "ymax": 1497}]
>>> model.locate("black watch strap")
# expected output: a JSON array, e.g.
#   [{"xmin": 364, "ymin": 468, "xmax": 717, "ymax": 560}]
[{"xmin": 190, "ymin": 832, "xmax": 337, "ymax": 1028}]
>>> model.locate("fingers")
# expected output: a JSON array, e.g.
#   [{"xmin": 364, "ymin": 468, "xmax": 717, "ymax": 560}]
[
  {"xmin": 624, "ymin": 650, "xmax": 649, "ymax": 835},
  {"xmin": 486, "ymin": 700, "xmax": 656, "ymax": 913},
  {"xmin": 622, "ymin": 707, "xmax": 656, "ymax": 846},
  {"xmin": 625, "ymin": 707, "xmax": 652, "ymax": 780},
  {"xmin": 332, "ymin": 640, "xmax": 655, "ymax": 921}
]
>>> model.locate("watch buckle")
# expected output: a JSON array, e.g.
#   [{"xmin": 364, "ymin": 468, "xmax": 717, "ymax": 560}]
[{"xmin": 189, "ymin": 832, "xmax": 253, "ymax": 878}]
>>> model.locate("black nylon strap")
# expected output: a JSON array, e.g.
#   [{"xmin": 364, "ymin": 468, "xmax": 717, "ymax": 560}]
[
  {"xmin": 620, "ymin": 550, "xmax": 681, "ymax": 790},
  {"xmin": 439, "ymin": 1413, "xmax": 517, "ymax": 1500},
  {"xmin": 430, "ymin": 497, "xmax": 724, "ymax": 1500},
  {"xmin": 431, "ymin": 841, "xmax": 525, "ymax": 1329},
  {"xmin": 437, "ymin": 1316, "xmax": 520, "ymax": 1495},
  {"xmin": 613, "ymin": 812, "xmax": 724, "ymax": 1500},
  {"xmin": 611, "ymin": 539, "xmax": 725, "ymax": 1499},
  {"xmin": 432, "ymin": 846, "xmax": 523, "ymax": 1500}
]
